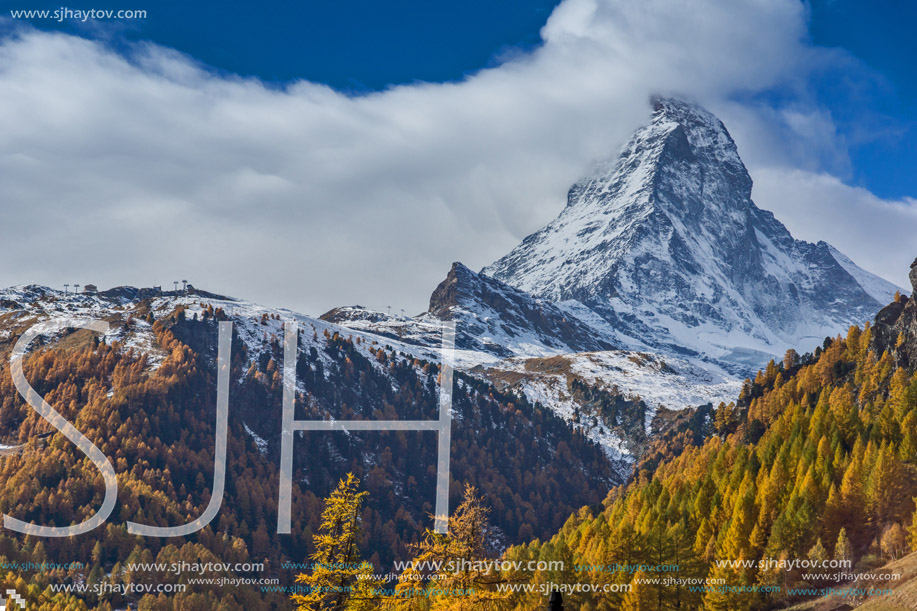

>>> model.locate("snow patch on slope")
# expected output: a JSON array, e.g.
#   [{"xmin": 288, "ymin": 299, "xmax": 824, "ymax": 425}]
[{"xmin": 481, "ymin": 349, "xmax": 741, "ymax": 469}]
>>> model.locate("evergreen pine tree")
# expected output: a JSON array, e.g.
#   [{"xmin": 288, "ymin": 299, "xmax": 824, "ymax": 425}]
[
  {"xmin": 621, "ymin": 569, "xmax": 657, "ymax": 611},
  {"xmin": 834, "ymin": 528, "xmax": 853, "ymax": 564},
  {"xmin": 392, "ymin": 484, "xmax": 506, "ymax": 610},
  {"xmin": 294, "ymin": 474, "xmax": 383, "ymax": 611}
]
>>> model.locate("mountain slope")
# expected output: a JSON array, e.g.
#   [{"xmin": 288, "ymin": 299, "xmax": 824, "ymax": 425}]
[
  {"xmin": 478, "ymin": 350, "xmax": 740, "ymax": 477},
  {"xmin": 324, "ymin": 264, "xmax": 741, "ymax": 463},
  {"xmin": 484, "ymin": 98, "xmax": 899, "ymax": 369}
]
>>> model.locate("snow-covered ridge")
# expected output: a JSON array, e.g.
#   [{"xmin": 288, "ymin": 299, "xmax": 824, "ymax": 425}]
[
  {"xmin": 827, "ymin": 243, "xmax": 904, "ymax": 304},
  {"xmin": 0, "ymin": 284, "xmax": 450, "ymax": 373}
]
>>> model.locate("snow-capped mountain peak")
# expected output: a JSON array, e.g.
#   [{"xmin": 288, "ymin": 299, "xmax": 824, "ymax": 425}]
[{"xmin": 484, "ymin": 97, "xmax": 900, "ymax": 370}]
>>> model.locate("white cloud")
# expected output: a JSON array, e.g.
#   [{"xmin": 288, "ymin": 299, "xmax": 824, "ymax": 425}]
[{"xmin": 0, "ymin": 0, "xmax": 912, "ymax": 314}]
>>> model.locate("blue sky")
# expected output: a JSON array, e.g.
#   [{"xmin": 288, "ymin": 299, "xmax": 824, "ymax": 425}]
[
  {"xmin": 808, "ymin": 0, "xmax": 917, "ymax": 199},
  {"xmin": 3, "ymin": 0, "xmax": 917, "ymax": 313},
  {"xmin": 16, "ymin": 0, "xmax": 917, "ymax": 200}
]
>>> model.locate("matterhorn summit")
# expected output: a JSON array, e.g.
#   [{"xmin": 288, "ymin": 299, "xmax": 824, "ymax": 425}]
[{"xmin": 484, "ymin": 98, "xmax": 899, "ymax": 370}]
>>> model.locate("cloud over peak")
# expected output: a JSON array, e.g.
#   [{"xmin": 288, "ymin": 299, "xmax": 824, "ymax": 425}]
[{"xmin": 0, "ymin": 0, "xmax": 911, "ymax": 313}]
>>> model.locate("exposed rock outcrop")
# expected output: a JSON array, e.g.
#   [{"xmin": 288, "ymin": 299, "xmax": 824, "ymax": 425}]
[{"xmin": 872, "ymin": 259, "xmax": 917, "ymax": 368}]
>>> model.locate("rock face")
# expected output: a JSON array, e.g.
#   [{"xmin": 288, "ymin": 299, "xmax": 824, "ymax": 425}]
[
  {"xmin": 320, "ymin": 263, "xmax": 619, "ymax": 359},
  {"xmin": 484, "ymin": 98, "xmax": 899, "ymax": 370},
  {"xmin": 425, "ymin": 262, "xmax": 618, "ymax": 356}
]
